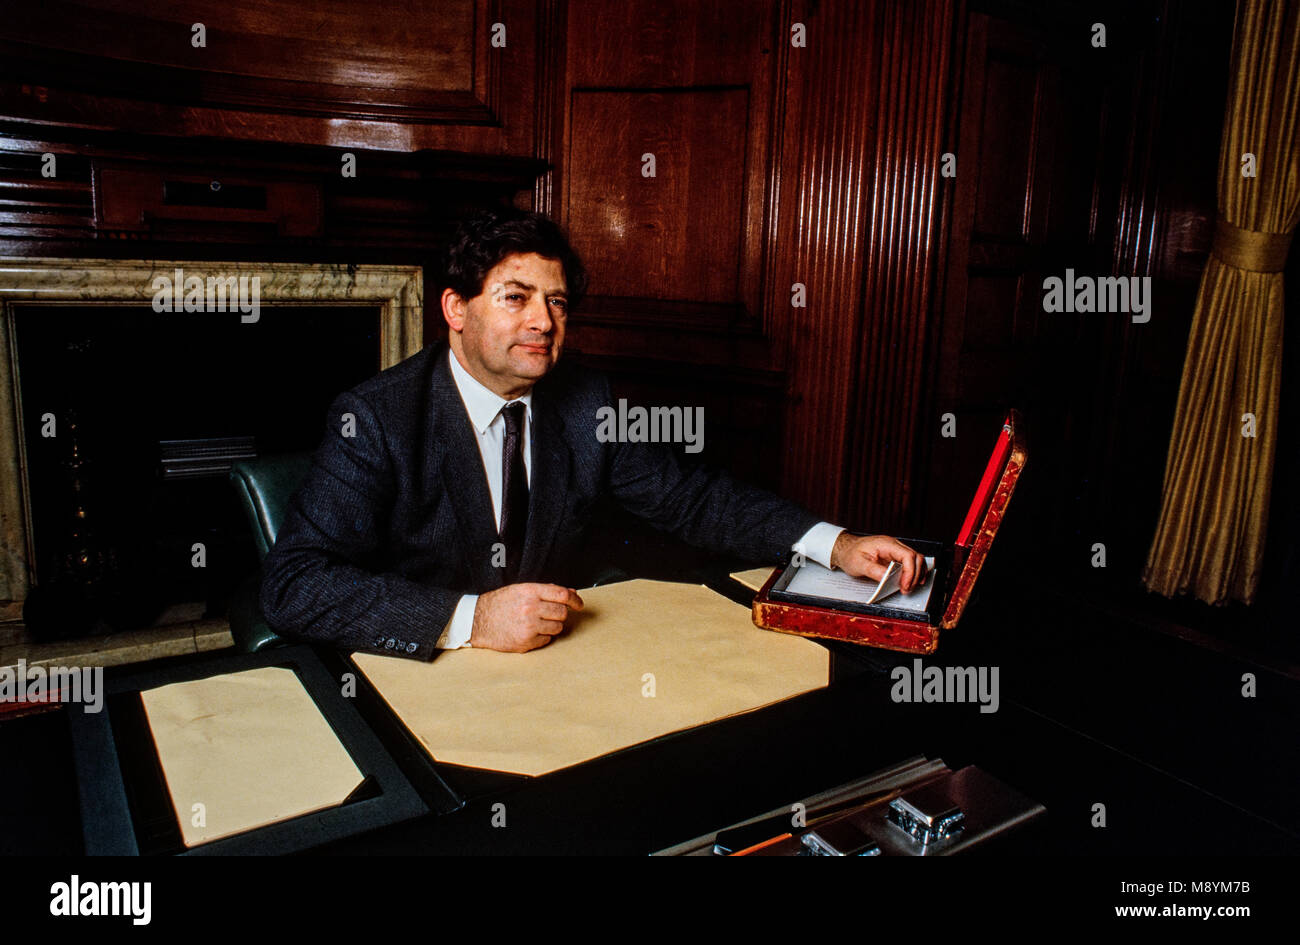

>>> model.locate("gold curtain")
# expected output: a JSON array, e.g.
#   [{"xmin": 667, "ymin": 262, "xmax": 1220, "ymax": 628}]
[{"xmin": 1142, "ymin": 0, "xmax": 1299, "ymax": 605}]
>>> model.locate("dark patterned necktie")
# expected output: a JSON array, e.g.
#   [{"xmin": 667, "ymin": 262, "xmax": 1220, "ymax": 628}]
[{"xmin": 499, "ymin": 401, "xmax": 529, "ymax": 583}]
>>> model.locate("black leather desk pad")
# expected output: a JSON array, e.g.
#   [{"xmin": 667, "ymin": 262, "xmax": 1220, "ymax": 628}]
[{"xmin": 66, "ymin": 644, "xmax": 445, "ymax": 855}]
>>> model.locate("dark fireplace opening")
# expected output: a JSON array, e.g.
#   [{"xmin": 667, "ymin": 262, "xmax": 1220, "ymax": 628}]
[{"xmin": 14, "ymin": 303, "xmax": 382, "ymax": 640}]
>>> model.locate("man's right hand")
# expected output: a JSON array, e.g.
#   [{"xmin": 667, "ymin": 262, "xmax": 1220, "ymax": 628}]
[{"xmin": 469, "ymin": 583, "xmax": 585, "ymax": 653}]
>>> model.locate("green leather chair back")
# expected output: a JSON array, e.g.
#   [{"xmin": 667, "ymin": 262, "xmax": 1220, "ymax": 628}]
[
  {"xmin": 226, "ymin": 452, "xmax": 313, "ymax": 652},
  {"xmin": 229, "ymin": 452, "xmax": 314, "ymax": 560}
]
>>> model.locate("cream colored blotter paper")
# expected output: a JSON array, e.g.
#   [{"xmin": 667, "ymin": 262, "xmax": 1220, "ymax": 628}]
[
  {"xmin": 140, "ymin": 666, "xmax": 365, "ymax": 847},
  {"xmin": 352, "ymin": 579, "xmax": 829, "ymax": 776},
  {"xmin": 730, "ymin": 566, "xmax": 777, "ymax": 592}
]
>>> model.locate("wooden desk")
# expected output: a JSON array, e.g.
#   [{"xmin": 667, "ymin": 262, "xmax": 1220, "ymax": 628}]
[{"xmin": 2, "ymin": 579, "xmax": 1298, "ymax": 855}]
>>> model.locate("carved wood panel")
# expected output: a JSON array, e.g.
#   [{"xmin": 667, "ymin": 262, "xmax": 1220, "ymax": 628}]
[
  {"xmin": 0, "ymin": 0, "xmax": 550, "ymax": 155},
  {"xmin": 566, "ymin": 88, "xmax": 749, "ymax": 311},
  {"xmin": 559, "ymin": 0, "xmax": 776, "ymax": 334}
]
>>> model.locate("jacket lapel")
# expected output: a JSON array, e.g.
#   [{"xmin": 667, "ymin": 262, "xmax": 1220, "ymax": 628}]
[
  {"xmin": 519, "ymin": 382, "xmax": 571, "ymax": 581},
  {"xmin": 428, "ymin": 347, "xmax": 504, "ymax": 591}
]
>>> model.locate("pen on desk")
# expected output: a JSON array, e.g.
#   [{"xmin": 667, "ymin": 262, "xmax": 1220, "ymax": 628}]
[
  {"xmin": 731, "ymin": 833, "xmax": 793, "ymax": 856},
  {"xmin": 713, "ymin": 787, "xmax": 903, "ymax": 855}
]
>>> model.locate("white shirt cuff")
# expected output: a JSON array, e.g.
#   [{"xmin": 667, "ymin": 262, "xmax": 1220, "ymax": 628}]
[
  {"xmin": 436, "ymin": 594, "xmax": 477, "ymax": 649},
  {"xmin": 792, "ymin": 522, "xmax": 844, "ymax": 569}
]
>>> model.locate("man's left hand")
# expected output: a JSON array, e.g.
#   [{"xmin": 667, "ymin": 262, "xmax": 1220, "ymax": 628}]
[{"xmin": 830, "ymin": 533, "xmax": 926, "ymax": 592}]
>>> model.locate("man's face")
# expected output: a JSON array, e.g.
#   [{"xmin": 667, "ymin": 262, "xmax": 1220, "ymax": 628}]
[{"xmin": 444, "ymin": 252, "xmax": 569, "ymax": 399}]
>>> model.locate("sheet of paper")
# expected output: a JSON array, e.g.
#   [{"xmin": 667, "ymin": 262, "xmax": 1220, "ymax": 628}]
[
  {"xmin": 352, "ymin": 579, "xmax": 829, "ymax": 776},
  {"xmin": 140, "ymin": 666, "xmax": 365, "ymax": 847},
  {"xmin": 730, "ymin": 566, "xmax": 777, "ymax": 592},
  {"xmin": 784, "ymin": 558, "xmax": 936, "ymax": 611}
]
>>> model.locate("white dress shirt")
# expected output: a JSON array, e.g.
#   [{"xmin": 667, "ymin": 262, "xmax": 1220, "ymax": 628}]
[{"xmin": 437, "ymin": 347, "xmax": 842, "ymax": 648}]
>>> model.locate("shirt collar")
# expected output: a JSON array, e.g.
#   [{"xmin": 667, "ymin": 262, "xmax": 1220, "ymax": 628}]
[{"xmin": 447, "ymin": 346, "xmax": 533, "ymax": 435}]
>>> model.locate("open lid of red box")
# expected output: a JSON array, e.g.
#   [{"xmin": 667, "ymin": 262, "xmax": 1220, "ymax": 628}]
[{"xmin": 939, "ymin": 409, "xmax": 1026, "ymax": 629}]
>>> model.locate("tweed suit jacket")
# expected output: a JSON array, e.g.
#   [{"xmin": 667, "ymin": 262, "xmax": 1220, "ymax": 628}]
[{"xmin": 259, "ymin": 342, "xmax": 820, "ymax": 660}]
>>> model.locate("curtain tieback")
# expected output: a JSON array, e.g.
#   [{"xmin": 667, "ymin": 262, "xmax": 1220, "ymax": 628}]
[{"xmin": 1211, "ymin": 216, "xmax": 1293, "ymax": 272}]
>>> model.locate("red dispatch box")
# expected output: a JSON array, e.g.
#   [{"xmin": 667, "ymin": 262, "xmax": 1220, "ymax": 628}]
[{"xmin": 752, "ymin": 410, "xmax": 1026, "ymax": 655}]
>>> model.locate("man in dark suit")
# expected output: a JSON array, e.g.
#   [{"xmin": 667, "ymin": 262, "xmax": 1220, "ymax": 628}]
[{"xmin": 260, "ymin": 208, "xmax": 923, "ymax": 657}]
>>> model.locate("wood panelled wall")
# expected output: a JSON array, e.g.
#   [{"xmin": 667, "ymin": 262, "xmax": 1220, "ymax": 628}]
[
  {"xmin": 546, "ymin": 0, "xmax": 786, "ymax": 488},
  {"xmin": 551, "ymin": 0, "xmax": 965, "ymax": 527},
  {"xmin": 0, "ymin": 0, "xmax": 1246, "ymax": 594},
  {"xmin": 776, "ymin": 0, "xmax": 958, "ymax": 530},
  {"xmin": 548, "ymin": 0, "xmax": 1242, "ymax": 597},
  {"xmin": 926, "ymin": 0, "xmax": 1237, "ymax": 589}
]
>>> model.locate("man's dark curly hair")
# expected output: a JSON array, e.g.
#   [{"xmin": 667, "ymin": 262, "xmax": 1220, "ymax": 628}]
[{"xmin": 441, "ymin": 207, "xmax": 588, "ymax": 309}]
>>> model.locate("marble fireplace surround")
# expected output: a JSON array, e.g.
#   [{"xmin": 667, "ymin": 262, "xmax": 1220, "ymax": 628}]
[{"xmin": 0, "ymin": 258, "xmax": 424, "ymax": 631}]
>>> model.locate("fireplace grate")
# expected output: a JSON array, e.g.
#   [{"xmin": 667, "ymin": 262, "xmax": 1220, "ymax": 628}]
[{"xmin": 159, "ymin": 437, "xmax": 257, "ymax": 480}]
